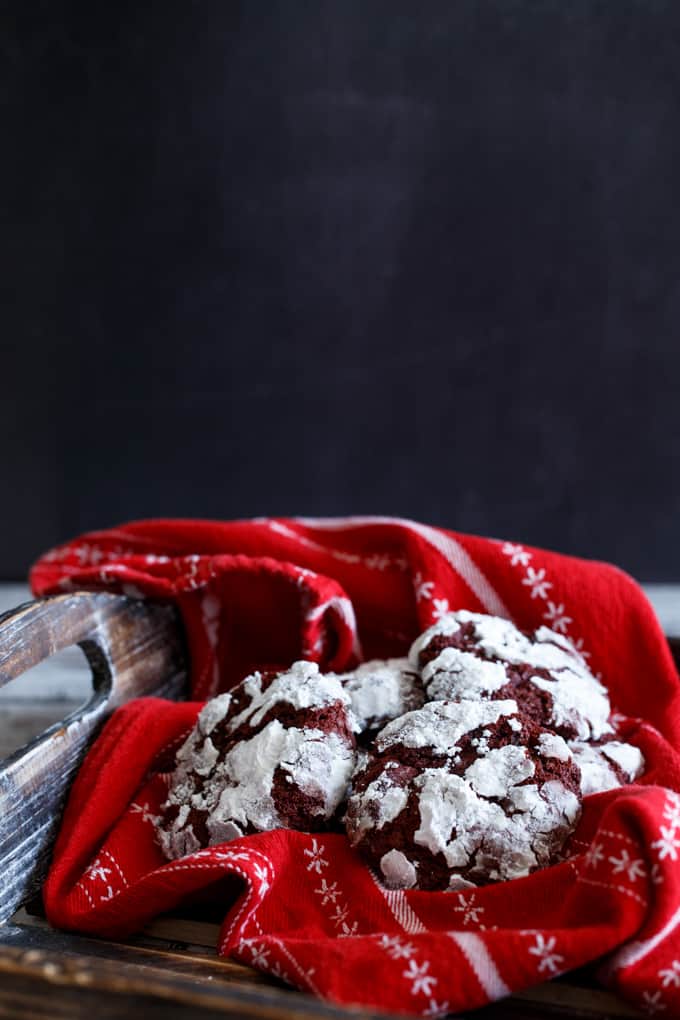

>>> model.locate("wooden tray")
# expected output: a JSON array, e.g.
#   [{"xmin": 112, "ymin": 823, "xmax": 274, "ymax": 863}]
[{"xmin": 1, "ymin": 592, "xmax": 674, "ymax": 1018}]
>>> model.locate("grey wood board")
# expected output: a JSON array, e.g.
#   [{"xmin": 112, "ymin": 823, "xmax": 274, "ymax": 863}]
[{"xmin": 0, "ymin": 593, "xmax": 188, "ymax": 922}]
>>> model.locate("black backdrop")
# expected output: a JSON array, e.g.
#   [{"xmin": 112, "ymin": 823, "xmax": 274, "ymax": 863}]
[{"xmin": 2, "ymin": 1, "xmax": 680, "ymax": 581}]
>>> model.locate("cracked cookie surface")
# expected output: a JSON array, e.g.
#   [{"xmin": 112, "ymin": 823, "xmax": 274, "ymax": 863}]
[
  {"xmin": 344, "ymin": 698, "xmax": 582, "ymax": 889},
  {"xmin": 568, "ymin": 737, "xmax": 645, "ymax": 796},
  {"xmin": 156, "ymin": 660, "xmax": 356, "ymax": 859},
  {"xmin": 334, "ymin": 657, "xmax": 425, "ymax": 743},
  {"xmin": 409, "ymin": 610, "xmax": 611, "ymax": 741}
]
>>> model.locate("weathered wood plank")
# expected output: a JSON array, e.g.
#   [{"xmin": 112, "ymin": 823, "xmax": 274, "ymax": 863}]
[
  {"xmin": 0, "ymin": 701, "xmax": 82, "ymax": 760},
  {"xmin": 11, "ymin": 908, "xmax": 269, "ymax": 984},
  {"xmin": 0, "ymin": 918, "xmax": 644, "ymax": 1019},
  {"xmin": 11, "ymin": 906, "xmax": 644, "ymax": 1018},
  {"xmin": 0, "ymin": 924, "xmax": 389, "ymax": 1020},
  {"xmin": 15, "ymin": 906, "xmax": 641, "ymax": 1016},
  {"xmin": 0, "ymin": 593, "xmax": 188, "ymax": 922}
]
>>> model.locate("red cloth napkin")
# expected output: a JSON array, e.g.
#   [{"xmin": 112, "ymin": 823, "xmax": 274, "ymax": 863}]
[{"xmin": 32, "ymin": 516, "xmax": 680, "ymax": 1016}]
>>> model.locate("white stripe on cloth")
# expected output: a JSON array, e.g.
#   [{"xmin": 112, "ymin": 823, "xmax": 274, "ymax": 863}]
[
  {"xmin": 368, "ymin": 870, "xmax": 427, "ymax": 934},
  {"xmin": 381, "ymin": 888, "xmax": 428, "ymax": 935},
  {"xmin": 305, "ymin": 595, "xmax": 362, "ymax": 658},
  {"xmin": 448, "ymin": 931, "xmax": 511, "ymax": 1001},
  {"xmin": 601, "ymin": 903, "xmax": 680, "ymax": 976},
  {"xmin": 295, "ymin": 516, "xmax": 512, "ymax": 620}
]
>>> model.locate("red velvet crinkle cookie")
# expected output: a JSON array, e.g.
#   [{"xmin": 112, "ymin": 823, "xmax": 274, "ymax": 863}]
[
  {"xmin": 156, "ymin": 661, "xmax": 356, "ymax": 860},
  {"xmin": 344, "ymin": 699, "xmax": 582, "ymax": 890},
  {"xmin": 334, "ymin": 657, "xmax": 425, "ymax": 741},
  {"xmin": 409, "ymin": 610, "xmax": 611, "ymax": 741},
  {"xmin": 569, "ymin": 737, "xmax": 645, "ymax": 796}
]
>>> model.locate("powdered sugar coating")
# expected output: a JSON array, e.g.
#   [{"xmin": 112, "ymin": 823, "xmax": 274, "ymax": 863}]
[
  {"xmin": 408, "ymin": 613, "xmax": 461, "ymax": 666},
  {"xmin": 345, "ymin": 699, "xmax": 582, "ymax": 889},
  {"xmin": 348, "ymin": 764, "xmax": 409, "ymax": 836},
  {"xmin": 569, "ymin": 739, "xmax": 645, "ymax": 796},
  {"xmin": 335, "ymin": 657, "xmax": 424, "ymax": 737},
  {"xmin": 375, "ymin": 699, "xmax": 520, "ymax": 759},
  {"xmin": 411, "ymin": 610, "xmax": 611, "ymax": 741},
  {"xmin": 219, "ymin": 660, "xmax": 354, "ymax": 734},
  {"xmin": 157, "ymin": 661, "xmax": 356, "ymax": 860},
  {"xmin": 380, "ymin": 849, "xmax": 417, "ymax": 889},
  {"xmin": 536, "ymin": 732, "xmax": 572, "ymax": 762},
  {"xmin": 422, "ymin": 648, "xmax": 508, "ymax": 699},
  {"xmin": 530, "ymin": 673, "xmax": 610, "ymax": 741}
]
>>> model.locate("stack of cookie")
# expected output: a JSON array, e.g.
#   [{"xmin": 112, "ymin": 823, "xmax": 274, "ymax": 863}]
[{"xmin": 156, "ymin": 611, "xmax": 644, "ymax": 891}]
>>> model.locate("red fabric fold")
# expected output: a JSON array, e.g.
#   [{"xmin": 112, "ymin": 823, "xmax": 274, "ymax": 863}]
[{"xmin": 32, "ymin": 516, "xmax": 680, "ymax": 1016}]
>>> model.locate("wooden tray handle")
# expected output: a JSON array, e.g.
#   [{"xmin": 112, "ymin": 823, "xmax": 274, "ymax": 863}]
[{"xmin": 0, "ymin": 592, "xmax": 189, "ymax": 922}]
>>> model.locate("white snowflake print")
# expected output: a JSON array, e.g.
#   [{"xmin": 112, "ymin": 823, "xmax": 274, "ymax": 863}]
[
  {"xmin": 315, "ymin": 880, "xmax": 340, "ymax": 906},
  {"xmin": 251, "ymin": 860, "xmax": 270, "ymax": 894},
  {"xmin": 502, "ymin": 542, "xmax": 531, "ymax": 568},
  {"xmin": 543, "ymin": 602, "xmax": 572, "ymax": 634},
  {"xmin": 609, "ymin": 849, "xmax": 646, "ymax": 882},
  {"xmin": 248, "ymin": 942, "xmax": 270, "ymax": 968},
  {"xmin": 453, "ymin": 893, "xmax": 485, "ymax": 926},
  {"xmin": 414, "ymin": 572, "xmax": 435, "ymax": 602},
  {"xmin": 379, "ymin": 935, "xmax": 417, "ymax": 960},
  {"xmin": 43, "ymin": 545, "xmax": 71, "ymax": 563},
  {"xmin": 641, "ymin": 989, "xmax": 666, "ymax": 1015},
  {"xmin": 522, "ymin": 567, "xmax": 552, "ymax": 600},
  {"xmin": 75, "ymin": 544, "xmax": 104, "ymax": 566},
  {"xmin": 130, "ymin": 802, "xmax": 161, "ymax": 825},
  {"xmin": 332, "ymin": 550, "xmax": 361, "ymax": 565},
  {"xmin": 584, "ymin": 843, "xmax": 605, "ymax": 869},
  {"xmin": 338, "ymin": 920, "xmax": 359, "ymax": 937},
  {"xmin": 403, "ymin": 960, "xmax": 437, "ymax": 997},
  {"xmin": 432, "ymin": 598, "xmax": 450, "ymax": 621},
  {"xmin": 663, "ymin": 793, "xmax": 680, "ymax": 830},
  {"xmin": 86, "ymin": 858, "xmax": 112, "ymax": 883},
  {"xmin": 365, "ymin": 553, "xmax": 391, "ymax": 571},
  {"xmin": 659, "ymin": 961, "xmax": 680, "ymax": 989},
  {"xmin": 528, "ymin": 934, "xmax": 564, "ymax": 975},
  {"xmin": 269, "ymin": 961, "xmax": 290, "ymax": 982},
  {"xmin": 330, "ymin": 904, "xmax": 349, "ymax": 927},
  {"xmin": 303, "ymin": 838, "xmax": 329, "ymax": 874},
  {"xmin": 571, "ymin": 637, "xmax": 591, "ymax": 661},
  {"xmin": 652, "ymin": 826, "xmax": 680, "ymax": 862},
  {"xmin": 423, "ymin": 999, "xmax": 450, "ymax": 1018}
]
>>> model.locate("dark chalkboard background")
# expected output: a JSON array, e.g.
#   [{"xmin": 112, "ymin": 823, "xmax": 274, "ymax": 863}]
[{"xmin": 2, "ymin": 2, "xmax": 680, "ymax": 581}]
